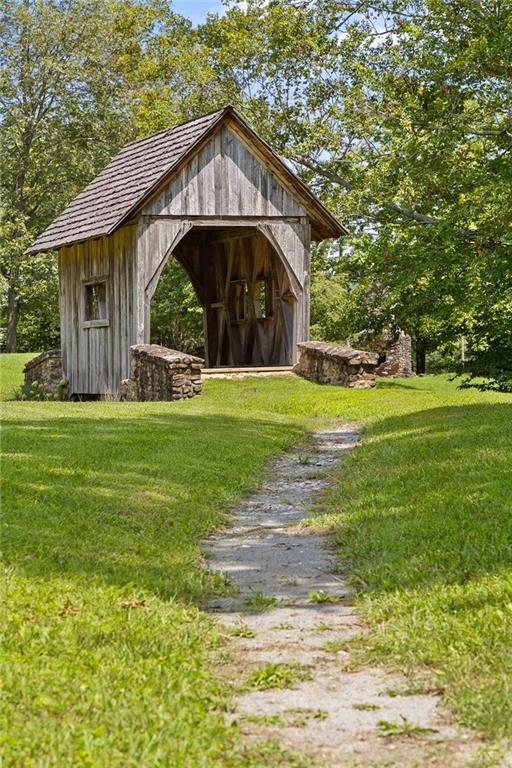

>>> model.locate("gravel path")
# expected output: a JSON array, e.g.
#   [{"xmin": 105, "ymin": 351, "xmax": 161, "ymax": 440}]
[{"xmin": 205, "ymin": 426, "xmax": 479, "ymax": 767}]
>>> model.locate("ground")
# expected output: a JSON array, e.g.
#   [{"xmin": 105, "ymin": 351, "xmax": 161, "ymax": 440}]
[{"xmin": 1, "ymin": 354, "xmax": 511, "ymax": 766}]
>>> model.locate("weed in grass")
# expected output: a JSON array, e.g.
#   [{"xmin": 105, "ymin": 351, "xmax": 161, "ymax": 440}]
[
  {"xmin": 241, "ymin": 709, "xmax": 327, "ymax": 729},
  {"xmin": 233, "ymin": 739, "xmax": 319, "ymax": 767},
  {"xmin": 322, "ymin": 639, "xmax": 348, "ymax": 653},
  {"xmin": 272, "ymin": 622, "xmax": 294, "ymax": 630},
  {"xmin": 382, "ymin": 677, "xmax": 439, "ymax": 698},
  {"xmin": 286, "ymin": 707, "xmax": 328, "ymax": 723},
  {"xmin": 229, "ymin": 622, "xmax": 255, "ymax": 638},
  {"xmin": 309, "ymin": 590, "xmax": 338, "ymax": 603},
  {"xmin": 301, "ymin": 470, "xmax": 328, "ymax": 481},
  {"xmin": 245, "ymin": 592, "xmax": 280, "ymax": 612},
  {"xmin": 353, "ymin": 702, "xmax": 380, "ymax": 711},
  {"xmin": 245, "ymin": 663, "xmax": 312, "ymax": 691},
  {"xmin": 378, "ymin": 717, "xmax": 438, "ymax": 737},
  {"xmin": 241, "ymin": 713, "xmax": 286, "ymax": 726},
  {"xmin": 313, "ymin": 622, "xmax": 333, "ymax": 632}
]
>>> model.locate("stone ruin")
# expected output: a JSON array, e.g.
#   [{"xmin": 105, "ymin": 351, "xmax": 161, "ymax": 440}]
[
  {"xmin": 23, "ymin": 350, "xmax": 65, "ymax": 396},
  {"xmin": 294, "ymin": 341, "xmax": 379, "ymax": 388},
  {"xmin": 120, "ymin": 345, "xmax": 203, "ymax": 401},
  {"xmin": 374, "ymin": 332, "xmax": 413, "ymax": 377}
]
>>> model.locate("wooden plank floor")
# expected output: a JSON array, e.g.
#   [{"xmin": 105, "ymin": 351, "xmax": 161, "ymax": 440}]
[{"xmin": 202, "ymin": 365, "xmax": 294, "ymax": 377}]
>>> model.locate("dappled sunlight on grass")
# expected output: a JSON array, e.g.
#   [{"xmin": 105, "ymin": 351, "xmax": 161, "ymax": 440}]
[
  {"xmin": 4, "ymin": 409, "xmax": 302, "ymax": 600},
  {"xmin": 2, "ymin": 353, "xmax": 511, "ymax": 762},
  {"xmin": 317, "ymin": 400, "xmax": 512, "ymax": 738}
]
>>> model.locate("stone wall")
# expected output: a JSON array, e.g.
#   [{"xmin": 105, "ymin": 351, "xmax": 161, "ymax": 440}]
[
  {"xmin": 294, "ymin": 341, "xmax": 378, "ymax": 389},
  {"xmin": 120, "ymin": 344, "xmax": 203, "ymax": 401},
  {"xmin": 23, "ymin": 350, "xmax": 66, "ymax": 395},
  {"xmin": 375, "ymin": 332, "xmax": 413, "ymax": 377}
]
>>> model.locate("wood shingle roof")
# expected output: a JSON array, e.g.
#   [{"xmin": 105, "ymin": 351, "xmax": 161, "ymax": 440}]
[{"xmin": 27, "ymin": 106, "xmax": 346, "ymax": 254}]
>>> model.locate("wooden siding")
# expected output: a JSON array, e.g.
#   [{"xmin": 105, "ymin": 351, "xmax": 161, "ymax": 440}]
[
  {"xmin": 142, "ymin": 126, "xmax": 308, "ymax": 219},
  {"xmin": 173, "ymin": 229, "xmax": 296, "ymax": 367},
  {"xmin": 59, "ymin": 225, "xmax": 136, "ymax": 394}
]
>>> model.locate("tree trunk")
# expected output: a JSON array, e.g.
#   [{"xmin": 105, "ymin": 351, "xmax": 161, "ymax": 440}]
[
  {"xmin": 5, "ymin": 287, "xmax": 18, "ymax": 352},
  {"xmin": 415, "ymin": 337, "xmax": 426, "ymax": 374}
]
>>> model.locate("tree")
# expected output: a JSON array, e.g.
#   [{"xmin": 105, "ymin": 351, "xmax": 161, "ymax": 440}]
[
  {"xmin": 0, "ymin": 0, "xmax": 193, "ymax": 351},
  {"xmin": 196, "ymin": 0, "xmax": 512, "ymax": 381}
]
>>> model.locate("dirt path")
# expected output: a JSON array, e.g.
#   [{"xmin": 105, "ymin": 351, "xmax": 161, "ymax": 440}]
[{"xmin": 205, "ymin": 426, "xmax": 479, "ymax": 767}]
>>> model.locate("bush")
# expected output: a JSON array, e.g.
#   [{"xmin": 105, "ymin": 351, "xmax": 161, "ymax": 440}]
[{"xmin": 14, "ymin": 379, "xmax": 66, "ymax": 401}]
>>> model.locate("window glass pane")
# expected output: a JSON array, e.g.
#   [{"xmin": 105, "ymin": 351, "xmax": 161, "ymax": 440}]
[{"xmin": 85, "ymin": 282, "xmax": 107, "ymax": 321}]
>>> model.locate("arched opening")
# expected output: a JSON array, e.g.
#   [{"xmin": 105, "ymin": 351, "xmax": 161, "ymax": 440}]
[
  {"xmin": 149, "ymin": 226, "xmax": 297, "ymax": 367},
  {"xmin": 150, "ymin": 258, "xmax": 204, "ymax": 356}
]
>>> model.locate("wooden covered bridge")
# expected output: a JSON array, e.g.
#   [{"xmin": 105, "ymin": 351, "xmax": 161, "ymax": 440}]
[{"xmin": 28, "ymin": 106, "xmax": 346, "ymax": 397}]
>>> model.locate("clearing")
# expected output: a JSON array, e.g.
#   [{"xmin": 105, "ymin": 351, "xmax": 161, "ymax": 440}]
[{"xmin": 1, "ymin": 354, "xmax": 511, "ymax": 766}]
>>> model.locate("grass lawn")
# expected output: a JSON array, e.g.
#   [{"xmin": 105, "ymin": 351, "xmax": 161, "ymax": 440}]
[{"xmin": 1, "ymin": 353, "xmax": 511, "ymax": 765}]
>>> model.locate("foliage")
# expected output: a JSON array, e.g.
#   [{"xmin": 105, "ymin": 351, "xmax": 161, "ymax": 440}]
[
  {"xmin": 457, "ymin": 326, "xmax": 512, "ymax": 392},
  {"xmin": 195, "ymin": 0, "xmax": 512, "ymax": 381},
  {"xmin": 245, "ymin": 663, "xmax": 312, "ymax": 691},
  {"xmin": 14, "ymin": 378, "xmax": 66, "ymax": 401},
  {"xmin": 0, "ymin": 0, "xmax": 194, "ymax": 351},
  {"xmin": 309, "ymin": 242, "xmax": 354, "ymax": 344},
  {"xmin": 150, "ymin": 258, "xmax": 204, "ymax": 353},
  {"xmin": 3, "ymin": 0, "xmax": 510, "ymax": 388}
]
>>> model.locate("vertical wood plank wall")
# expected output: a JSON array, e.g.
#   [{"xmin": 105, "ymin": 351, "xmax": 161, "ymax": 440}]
[{"xmin": 58, "ymin": 225, "xmax": 136, "ymax": 394}]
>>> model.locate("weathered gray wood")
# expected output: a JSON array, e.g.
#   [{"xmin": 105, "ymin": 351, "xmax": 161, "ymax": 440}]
[
  {"xmin": 142, "ymin": 126, "xmax": 307, "ymax": 219},
  {"xmin": 59, "ymin": 225, "xmax": 136, "ymax": 394},
  {"xmin": 57, "ymin": 113, "xmax": 331, "ymax": 392}
]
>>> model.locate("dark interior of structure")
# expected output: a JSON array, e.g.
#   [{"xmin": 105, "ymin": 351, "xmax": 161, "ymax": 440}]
[{"xmin": 153, "ymin": 227, "xmax": 296, "ymax": 368}]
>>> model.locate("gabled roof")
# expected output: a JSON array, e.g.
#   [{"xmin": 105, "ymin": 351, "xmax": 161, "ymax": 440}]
[{"xmin": 27, "ymin": 106, "xmax": 347, "ymax": 254}]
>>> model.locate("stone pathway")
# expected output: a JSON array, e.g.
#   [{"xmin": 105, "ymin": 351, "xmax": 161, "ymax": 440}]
[{"xmin": 205, "ymin": 426, "xmax": 479, "ymax": 767}]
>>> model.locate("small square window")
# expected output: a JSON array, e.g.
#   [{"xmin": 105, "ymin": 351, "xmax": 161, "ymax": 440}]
[{"xmin": 85, "ymin": 281, "xmax": 107, "ymax": 322}]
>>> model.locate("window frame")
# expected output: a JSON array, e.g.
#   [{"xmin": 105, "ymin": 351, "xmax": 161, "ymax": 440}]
[
  {"xmin": 230, "ymin": 279, "xmax": 248, "ymax": 324},
  {"xmin": 82, "ymin": 275, "xmax": 109, "ymax": 329},
  {"xmin": 255, "ymin": 275, "xmax": 273, "ymax": 321}
]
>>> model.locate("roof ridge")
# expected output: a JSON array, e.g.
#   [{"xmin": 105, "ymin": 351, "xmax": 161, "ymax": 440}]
[
  {"xmin": 27, "ymin": 104, "xmax": 345, "ymax": 254},
  {"xmin": 123, "ymin": 106, "xmax": 230, "ymax": 149}
]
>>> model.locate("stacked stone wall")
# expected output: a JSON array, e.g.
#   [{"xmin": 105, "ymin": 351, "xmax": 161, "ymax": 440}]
[
  {"xmin": 23, "ymin": 350, "xmax": 65, "ymax": 395},
  {"xmin": 294, "ymin": 341, "xmax": 378, "ymax": 389},
  {"xmin": 375, "ymin": 332, "xmax": 413, "ymax": 377},
  {"xmin": 120, "ymin": 345, "xmax": 203, "ymax": 401}
]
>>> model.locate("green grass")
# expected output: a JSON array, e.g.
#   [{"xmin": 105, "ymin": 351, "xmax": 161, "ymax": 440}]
[
  {"xmin": 377, "ymin": 717, "xmax": 438, "ymax": 737},
  {"xmin": 244, "ymin": 592, "xmax": 280, "ymax": 612},
  {"xmin": 316, "ymin": 381, "xmax": 512, "ymax": 740},
  {"xmin": 244, "ymin": 663, "xmax": 312, "ymax": 691},
  {"xmin": 1, "ymin": 352, "xmax": 511, "ymax": 764}
]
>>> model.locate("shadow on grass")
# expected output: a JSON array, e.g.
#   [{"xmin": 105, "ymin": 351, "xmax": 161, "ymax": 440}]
[
  {"xmin": 328, "ymin": 401, "xmax": 512, "ymax": 592},
  {"xmin": 2, "ymin": 410, "xmax": 304, "ymax": 601}
]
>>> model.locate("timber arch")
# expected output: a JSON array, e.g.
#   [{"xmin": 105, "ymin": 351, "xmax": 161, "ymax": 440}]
[{"xmin": 148, "ymin": 224, "xmax": 300, "ymax": 367}]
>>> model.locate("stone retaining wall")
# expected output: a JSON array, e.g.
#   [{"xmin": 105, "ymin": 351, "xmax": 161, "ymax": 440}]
[
  {"xmin": 120, "ymin": 344, "xmax": 203, "ymax": 401},
  {"xmin": 294, "ymin": 341, "xmax": 378, "ymax": 389},
  {"xmin": 23, "ymin": 350, "xmax": 65, "ymax": 395},
  {"xmin": 375, "ymin": 332, "xmax": 413, "ymax": 377}
]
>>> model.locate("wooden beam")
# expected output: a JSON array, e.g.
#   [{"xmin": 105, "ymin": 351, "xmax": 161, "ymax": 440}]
[{"xmin": 143, "ymin": 215, "xmax": 304, "ymax": 226}]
